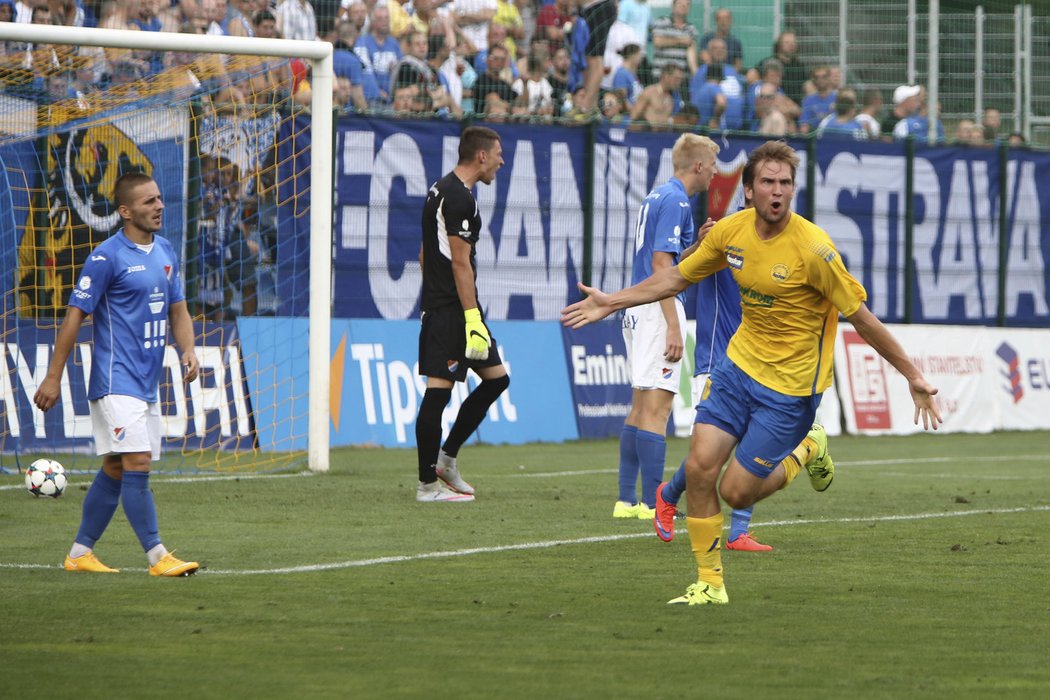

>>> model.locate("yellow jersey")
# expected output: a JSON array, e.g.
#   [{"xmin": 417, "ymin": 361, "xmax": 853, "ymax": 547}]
[{"xmin": 678, "ymin": 208, "xmax": 867, "ymax": 396}]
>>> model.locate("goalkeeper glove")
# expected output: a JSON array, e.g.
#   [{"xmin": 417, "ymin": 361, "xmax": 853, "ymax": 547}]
[{"xmin": 463, "ymin": 308, "xmax": 491, "ymax": 361}]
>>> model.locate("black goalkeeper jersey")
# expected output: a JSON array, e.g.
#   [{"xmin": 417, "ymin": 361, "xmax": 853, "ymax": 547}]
[{"xmin": 420, "ymin": 171, "xmax": 482, "ymax": 312}]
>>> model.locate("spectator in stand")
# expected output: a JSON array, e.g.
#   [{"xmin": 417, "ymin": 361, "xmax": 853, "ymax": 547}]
[
  {"xmin": 752, "ymin": 80, "xmax": 789, "ymax": 135},
  {"xmin": 854, "ymin": 88, "xmax": 882, "ymax": 140},
  {"xmin": 692, "ymin": 61, "xmax": 726, "ymax": 129},
  {"xmin": 388, "ymin": 0, "xmax": 425, "ymax": 39},
  {"xmin": 700, "ymin": 7, "xmax": 742, "ymax": 74},
  {"xmin": 356, "ymin": 4, "xmax": 401, "ymax": 103},
  {"xmin": 575, "ymin": 0, "xmax": 617, "ymax": 113},
  {"xmin": 881, "ymin": 84, "xmax": 920, "ymax": 137},
  {"xmin": 224, "ymin": 0, "xmax": 255, "ymax": 35},
  {"xmin": 341, "ymin": 0, "xmax": 366, "ymax": 32},
  {"xmin": 612, "ymin": 41, "xmax": 643, "ymax": 106},
  {"xmin": 817, "ymin": 88, "xmax": 865, "ymax": 139},
  {"xmin": 953, "ymin": 119, "xmax": 982, "ymax": 146},
  {"xmin": 799, "ymin": 64, "xmax": 836, "ymax": 133},
  {"xmin": 49, "ymin": 0, "xmax": 84, "ymax": 25},
  {"xmin": 454, "ymin": 0, "xmax": 496, "ymax": 61},
  {"xmin": 537, "ymin": 0, "xmax": 573, "ymax": 52},
  {"xmin": 753, "ymin": 30, "xmax": 805, "ymax": 105},
  {"xmin": 391, "ymin": 82, "xmax": 425, "ymax": 113},
  {"xmin": 601, "ymin": 18, "xmax": 640, "ymax": 92},
  {"xmin": 475, "ymin": 23, "xmax": 519, "ymax": 79},
  {"xmin": 617, "ymin": 0, "xmax": 649, "ymax": 50},
  {"xmin": 548, "ymin": 44, "xmax": 570, "ymax": 113},
  {"xmin": 629, "ymin": 61, "xmax": 682, "ymax": 131},
  {"xmin": 745, "ymin": 58, "xmax": 798, "ymax": 131},
  {"xmin": 324, "ymin": 17, "xmax": 368, "ymax": 110},
  {"xmin": 1007, "ymin": 132, "xmax": 1025, "ymax": 147},
  {"xmin": 392, "ymin": 29, "xmax": 437, "ymax": 93},
  {"xmin": 493, "ymin": 0, "xmax": 524, "ymax": 60},
  {"xmin": 671, "ymin": 101, "xmax": 698, "ymax": 128},
  {"xmin": 517, "ymin": 0, "xmax": 536, "ymax": 50},
  {"xmin": 425, "ymin": 34, "xmax": 463, "ymax": 118},
  {"xmin": 982, "ymin": 107, "xmax": 1001, "ymax": 143},
  {"xmin": 202, "ymin": 0, "xmax": 227, "ymax": 34},
  {"xmin": 600, "ymin": 88, "xmax": 628, "ymax": 124},
  {"xmin": 892, "ymin": 88, "xmax": 944, "ymax": 142},
  {"xmin": 689, "ymin": 36, "xmax": 740, "ymax": 99},
  {"xmin": 512, "ymin": 52, "xmax": 554, "ymax": 120},
  {"xmin": 275, "ymin": 0, "xmax": 317, "ymax": 40},
  {"xmin": 651, "ymin": 0, "xmax": 698, "ymax": 81},
  {"xmin": 474, "ymin": 42, "xmax": 519, "ymax": 113}
]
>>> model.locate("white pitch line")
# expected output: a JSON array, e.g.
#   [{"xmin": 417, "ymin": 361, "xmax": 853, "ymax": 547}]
[
  {"xmin": 5, "ymin": 505, "xmax": 1047, "ymax": 576},
  {"xmin": 0, "ymin": 471, "xmax": 310, "ymax": 492}
]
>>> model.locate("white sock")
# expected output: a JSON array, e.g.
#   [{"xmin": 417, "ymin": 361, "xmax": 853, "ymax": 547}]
[
  {"xmin": 69, "ymin": 543, "xmax": 91, "ymax": 559},
  {"xmin": 438, "ymin": 450, "xmax": 455, "ymax": 467},
  {"xmin": 146, "ymin": 544, "xmax": 168, "ymax": 567}
]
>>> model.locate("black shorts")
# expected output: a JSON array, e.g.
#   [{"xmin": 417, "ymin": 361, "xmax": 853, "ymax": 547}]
[
  {"xmin": 581, "ymin": 0, "xmax": 616, "ymax": 57},
  {"xmin": 418, "ymin": 305, "xmax": 502, "ymax": 382}
]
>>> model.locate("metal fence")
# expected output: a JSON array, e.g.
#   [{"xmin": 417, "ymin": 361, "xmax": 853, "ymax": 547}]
[{"xmin": 694, "ymin": 1, "xmax": 1048, "ymax": 144}]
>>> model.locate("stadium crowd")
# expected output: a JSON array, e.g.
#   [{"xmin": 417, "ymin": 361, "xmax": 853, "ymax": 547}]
[{"xmin": 0, "ymin": 0, "xmax": 1027, "ymax": 141}]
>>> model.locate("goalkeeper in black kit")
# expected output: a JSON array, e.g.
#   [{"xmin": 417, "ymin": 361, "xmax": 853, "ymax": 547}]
[{"xmin": 414, "ymin": 126, "xmax": 509, "ymax": 503}]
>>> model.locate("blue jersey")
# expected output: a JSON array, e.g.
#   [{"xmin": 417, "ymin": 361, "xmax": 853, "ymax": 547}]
[
  {"xmin": 800, "ymin": 91, "xmax": 837, "ymax": 131},
  {"xmin": 69, "ymin": 230, "xmax": 185, "ymax": 403},
  {"xmin": 632, "ymin": 177, "xmax": 694, "ymax": 303},
  {"xmin": 354, "ymin": 34, "xmax": 401, "ymax": 99},
  {"xmin": 694, "ymin": 268, "xmax": 741, "ymax": 375},
  {"xmin": 568, "ymin": 17, "xmax": 590, "ymax": 93},
  {"xmin": 692, "ymin": 81, "xmax": 722, "ymax": 126},
  {"xmin": 612, "ymin": 66, "xmax": 642, "ymax": 104}
]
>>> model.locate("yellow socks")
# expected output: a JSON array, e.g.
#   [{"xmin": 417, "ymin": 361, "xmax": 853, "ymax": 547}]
[
  {"xmin": 780, "ymin": 435, "xmax": 817, "ymax": 489},
  {"xmin": 686, "ymin": 513, "xmax": 724, "ymax": 589}
]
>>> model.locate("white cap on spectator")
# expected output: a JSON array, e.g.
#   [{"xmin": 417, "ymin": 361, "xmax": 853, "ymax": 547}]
[{"xmin": 893, "ymin": 85, "xmax": 921, "ymax": 105}]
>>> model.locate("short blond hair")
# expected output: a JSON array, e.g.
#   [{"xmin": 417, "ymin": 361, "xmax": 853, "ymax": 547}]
[{"xmin": 671, "ymin": 133, "xmax": 720, "ymax": 173}]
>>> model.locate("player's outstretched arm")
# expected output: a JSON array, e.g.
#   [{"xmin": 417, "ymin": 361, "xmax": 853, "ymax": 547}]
[
  {"xmin": 33, "ymin": 307, "xmax": 87, "ymax": 412},
  {"xmin": 846, "ymin": 304, "xmax": 943, "ymax": 430},
  {"xmin": 561, "ymin": 265, "xmax": 690, "ymax": 329}
]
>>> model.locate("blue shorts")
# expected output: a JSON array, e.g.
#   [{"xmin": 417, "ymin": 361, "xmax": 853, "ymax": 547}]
[{"xmin": 695, "ymin": 356, "xmax": 822, "ymax": 478}]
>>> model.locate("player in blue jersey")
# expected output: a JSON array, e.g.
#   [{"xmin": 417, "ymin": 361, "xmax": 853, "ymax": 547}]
[
  {"xmin": 34, "ymin": 173, "xmax": 202, "ymax": 576},
  {"xmin": 614, "ymin": 133, "xmax": 719, "ymax": 520},
  {"xmin": 653, "ymin": 162, "xmax": 827, "ymax": 551}
]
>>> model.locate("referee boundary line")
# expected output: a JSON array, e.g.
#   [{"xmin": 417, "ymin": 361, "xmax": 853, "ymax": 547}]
[{"xmin": 3, "ymin": 505, "xmax": 1048, "ymax": 576}]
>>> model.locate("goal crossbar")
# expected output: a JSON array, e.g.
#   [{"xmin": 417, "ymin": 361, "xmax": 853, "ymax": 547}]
[{"xmin": 0, "ymin": 23, "xmax": 333, "ymax": 473}]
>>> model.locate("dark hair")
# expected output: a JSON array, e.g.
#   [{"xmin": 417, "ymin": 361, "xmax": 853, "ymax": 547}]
[
  {"xmin": 707, "ymin": 63, "xmax": 724, "ymax": 82},
  {"xmin": 428, "ymin": 33, "xmax": 446, "ymax": 61},
  {"xmin": 458, "ymin": 126, "xmax": 501, "ymax": 164},
  {"xmin": 114, "ymin": 172, "xmax": 155, "ymax": 207},
  {"xmin": 743, "ymin": 141, "xmax": 799, "ymax": 186},
  {"xmin": 619, "ymin": 43, "xmax": 641, "ymax": 59},
  {"xmin": 253, "ymin": 9, "xmax": 276, "ymax": 25},
  {"xmin": 834, "ymin": 89, "xmax": 856, "ymax": 116}
]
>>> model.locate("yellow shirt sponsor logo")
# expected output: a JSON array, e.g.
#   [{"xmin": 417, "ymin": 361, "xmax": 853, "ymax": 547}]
[{"xmin": 771, "ymin": 263, "xmax": 790, "ymax": 281}]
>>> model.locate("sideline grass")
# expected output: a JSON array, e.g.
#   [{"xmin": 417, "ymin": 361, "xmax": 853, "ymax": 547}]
[{"xmin": 1, "ymin": 432, "xmax": 1049, "ymax": 699}]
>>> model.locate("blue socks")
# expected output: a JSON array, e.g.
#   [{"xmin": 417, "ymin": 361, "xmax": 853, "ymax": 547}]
[
  {"xmin": 664, "ymin": 461, "xmax": 688, "ymax": 506},
  {"xmin": 617, "ymin": 425, "xmax": 639, "ymax": 502},
  {"xmin": 729, "ymin": 506, "xmax": 755, "ymax": 542},
  {"xmin": 636, "ymin": 429, "xmax": 666, "ymax": 508},
  {"xmin": 74, "ymin": 469, "xmax": 123, "ymax": 548},
  {"xmin": 121, "ymin": 471, "xmax": 162, "ymax": 553}
]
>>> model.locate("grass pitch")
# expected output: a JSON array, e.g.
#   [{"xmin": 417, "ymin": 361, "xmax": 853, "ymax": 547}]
[{"xmin": 2, "ymin": 432, "xmax": 1049, "ymax": 699}]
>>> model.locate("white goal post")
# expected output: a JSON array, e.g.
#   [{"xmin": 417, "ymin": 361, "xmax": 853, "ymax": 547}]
[{"xmin": 0, "ymin": 23, "xmax": 333, "ymax": 473}]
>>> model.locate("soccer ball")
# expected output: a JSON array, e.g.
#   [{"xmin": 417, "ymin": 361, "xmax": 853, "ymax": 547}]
[{"xmin": 25, "ymin": 459, "xmax": 67, "ymax": 498}]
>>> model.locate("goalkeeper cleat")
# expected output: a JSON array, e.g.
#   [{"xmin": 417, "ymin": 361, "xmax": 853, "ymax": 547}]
[
  {"xmin": 636, "ymin": 503, "xmax": 656, "ymax": 520},
  {"xmin": 435, "ymin": 455, "xmax": 474, "ymax": 495},
  {"xmin": 613, "ymin": 501, "xmax": 639, "ymax": 519},
  {"xmin": 726, "ymin": 532, "xmax": 773, "ymax": 552},
  {"xmin": 63, "ymin": 551, "xmax": 119, "ymax": 573},
  {"xmin": 654, "ymin": 482, "xmax": 676, "ymax": 542},
  {"xmin": 148, "ymin": 552, "xmax": 199, "ymax": 577},
  {"xmin": 667, "ymin": 581, "xmax": 729, "ymax": 606},
  {"xmin": 805, "ymin": 423, "xmax": 835, "ymax": 492},
  {"xmin": 417, "ymin": 480, "xmax": 475, "ymax": 503}
]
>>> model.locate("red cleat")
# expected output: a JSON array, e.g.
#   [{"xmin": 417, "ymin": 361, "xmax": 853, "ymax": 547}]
[
  {"xmin": 654, "ymin": 482, "xmax": 676, "ymax": 542},
  {"xmin": 725, "ymin": 532, "xmax": 773, "ymax": 552}
]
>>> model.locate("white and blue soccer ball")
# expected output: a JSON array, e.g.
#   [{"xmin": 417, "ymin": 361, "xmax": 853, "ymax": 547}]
[{"xmin": 25, "ymin": 459, "xmax": 67, "ymax": 498}]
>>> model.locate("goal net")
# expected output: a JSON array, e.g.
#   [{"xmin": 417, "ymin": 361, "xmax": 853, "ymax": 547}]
[{"xmin": 0, "ymin": 24, "xmax": 332, "ymax": 474}]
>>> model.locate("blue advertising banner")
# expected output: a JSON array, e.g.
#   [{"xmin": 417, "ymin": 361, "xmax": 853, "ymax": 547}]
[
  {"xmin": 238, "ymin": 317, "xmax": 579, "ymax": 450},
  {"xmin": 561, "ymin": 320, "xmax": 632, "ymax": 439},
  {"xmin": 1, "ymin": 321, "xmax": 254, "ymax": 455}
]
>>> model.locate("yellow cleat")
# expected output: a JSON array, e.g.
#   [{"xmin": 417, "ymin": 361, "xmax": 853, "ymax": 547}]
[
  {"xmin": 805, "ymin": 423, "xmax": 835, "ymax": 492},
  {"xmin": 635, "ymin": 503, "xmax": 656, "ymax": 520},
  {"xmin": 148, "ymin": 552, "xmax": 200, "ymax": 577},
  {"xmin": 667, "ymin": 582, "xmax": 729, "ymax": 606},
  {"xmin": 613, "ymin": 501, "xmax": 639, "ymax": 519},
  {"xmin": 64, "ymin": 552, "xmax": 119, "ymax": 573}
]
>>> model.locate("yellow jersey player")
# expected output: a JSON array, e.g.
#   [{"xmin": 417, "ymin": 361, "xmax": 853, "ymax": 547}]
[{"xmin": 562, "ymin": 140, "xmax": 941, "ymax": 606}]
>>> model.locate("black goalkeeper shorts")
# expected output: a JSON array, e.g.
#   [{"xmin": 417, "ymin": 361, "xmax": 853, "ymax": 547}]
[{"xmin": 418, "ymin": 305, "xmax": 502, "ymax": 382}]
